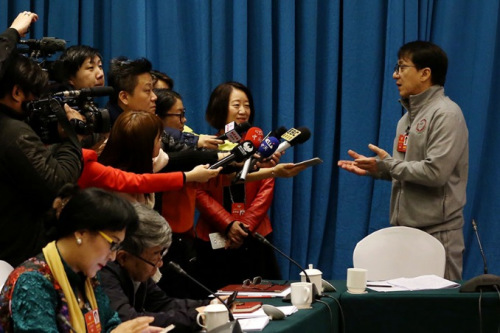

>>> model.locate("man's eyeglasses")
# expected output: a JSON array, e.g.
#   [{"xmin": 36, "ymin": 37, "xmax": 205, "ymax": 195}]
[
  {"xmin": 131, "ymin": 248, "xmax": 168, "ymax": 268},
  {"xmin": 393, "ymin": 64, "xmax": 416, "ymax": 74},
  {"xmin": 165, "ymin": 109, "xmax": 186, "ymax": 120},
  {"xmin": 98, "ymin": 231, "xmax": 121, "ymax": 252}
]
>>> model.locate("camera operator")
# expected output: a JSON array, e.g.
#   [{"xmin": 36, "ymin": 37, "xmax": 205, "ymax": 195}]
[{"xmin": 0, "ymin": 12, "xmax": 84, "ymax": 267}]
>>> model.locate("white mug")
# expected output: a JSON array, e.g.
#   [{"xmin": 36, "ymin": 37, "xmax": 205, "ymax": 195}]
[
  {"xmin": 196, "ymin": 303, "xmax": 229, "ymax": 331},
  {"xmin": 291, "ymin": 282, "xmax": 312, "ymax": 309},
  {"xmin": 346, "ymin": 268, "xmax": 367, "ymax": 294}
]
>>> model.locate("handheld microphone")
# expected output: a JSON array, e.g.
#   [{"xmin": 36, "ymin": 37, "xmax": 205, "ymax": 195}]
[
  {"xmin": 167, "ymin": 261, "xmax": 242, "ymax": 333},
  {"xmin": 208, "ymin": 141, "xmax": 256, "ymax": 170},
  {"xmin": 18, "ymin": 37, "xmax": 66, "ymax": 56},
  {"xmin": 216, "ymin": 121, "xmax": 251, "ymax": 142},
  {"xmin": 57, "ymin": 314, "xmax": 77, "ymax": 333},
  {"xmin": 235, "ymin": 136, "xmax": 280, "ymax": 183},
  {"xmin": 275, "ymin": 127, "xmax": 311, "ymax": 154},
  {"xmin": 53, "ymin": 86, "xmax": 115, "ymax": 98},
  {"xmin": 243, "ymin": 127, "xmax": 264, "ymax": 149},
  {"xmin": 460, "ymin": 219, "xmax": 500, "ymax": 292},
  {"xmin": 254, "ymin": 232, "xmax": 319, "ymax": 300}
]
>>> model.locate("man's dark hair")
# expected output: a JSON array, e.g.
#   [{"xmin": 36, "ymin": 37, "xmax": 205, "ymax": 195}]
[
  {"xmin": 0, "ymin": 54, "xmax": 48, "ymax": 98},
  {"xmin": 151, "ymin": 69, "xmax": 174, "ymax": 90},
  {"xmin": 52, "ymin": 45, "xmax": 102, "ymax": 84},
  {"xmin": 398, "ymin": 41, "xmax": 448, "ymax": 86},
  {"xmin": 108, "ymin": 57, "xmax": 152, "ymax": 104},
  {"xmin": 205, "ymin": 81, "xmax": 255, "ymax": 130}
]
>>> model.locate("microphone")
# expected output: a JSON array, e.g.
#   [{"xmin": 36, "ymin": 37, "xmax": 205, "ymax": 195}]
[
  {"xmin": 275, "ymin": 127, "xmax": 311, "ymax": 154},
  {"xmin": 243, "ymin": 127, "xmax": 264, "ymax": 149},
  {"xmin": 167, "ymin": 261, "xmax": 242, "ymax": 333},
  {"xmin": 53, "ymin": 86, "xmax": 115, "ymax": 98},
  {"xmin": 57, "ymin": 314, "xmax": 77, "ymax": 333},
  {"xmin": 216, "ymin": 121, "xmax": 251, "ymax": 142},
  {"xmin": 208, "ymin": 141, "xmax": 256, "ymax": 170},
  {"xmin": 254, "ymin": 232, "xmax": 320, "ymax": 300},
  {"xmin": 460, "ymin": 219, "xmax": 500, "ymax": 292},
  {"xmin": 235, "ymin": 136, "xmax": 280, "ymax": 183},
  {"xmin": 472, "ymin": 219, "xmax": 488, "ymax": 274},
  {"xmin": 18, "ymin": 37, "xmax": 66, "ymax": 56}
]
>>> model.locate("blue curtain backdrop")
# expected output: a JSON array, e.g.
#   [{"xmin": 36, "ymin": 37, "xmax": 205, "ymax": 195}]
[{"xmin": 1, "ymin": 0, "xmax": 499, "ymax": 280}]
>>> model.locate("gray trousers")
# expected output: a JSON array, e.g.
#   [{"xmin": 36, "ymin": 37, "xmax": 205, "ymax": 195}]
[{"xmin": 430, "ymin": 228, "xmax": 464, "ymax": 281}]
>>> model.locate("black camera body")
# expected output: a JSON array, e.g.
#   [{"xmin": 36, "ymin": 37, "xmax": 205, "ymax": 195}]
[{"xmin": 25, "ymin": 95, "xmax": 110, "ymax": 144}]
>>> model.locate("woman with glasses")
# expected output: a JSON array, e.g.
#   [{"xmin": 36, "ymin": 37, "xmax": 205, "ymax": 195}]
[
  {"xmin": 0, "ymin": 184, "xmax": 162, "ymax": 332},
  {"xmin": 100, "ymin": 203, "xmax": 210, "ymax": 331}
]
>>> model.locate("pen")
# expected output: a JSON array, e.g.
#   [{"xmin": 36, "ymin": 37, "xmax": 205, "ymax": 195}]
[{"xmin": 367, "ymin": 284, "xmax": 393, "ymax": 288}]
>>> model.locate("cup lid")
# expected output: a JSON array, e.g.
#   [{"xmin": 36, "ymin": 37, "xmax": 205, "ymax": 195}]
[{"xmin": 300, "ymin": 264, "xmax": 322, "ymax": 276}]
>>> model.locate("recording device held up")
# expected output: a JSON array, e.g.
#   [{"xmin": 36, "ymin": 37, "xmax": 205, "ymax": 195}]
[{"xmin": 25, "ymin": 86, "xmax": 114, "ymax": 144}]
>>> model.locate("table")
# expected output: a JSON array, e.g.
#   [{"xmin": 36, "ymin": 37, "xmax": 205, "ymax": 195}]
[
  {"xmin": 250, "ymin": 281, "xmax": 346, "ymax": 333},
  {"xmin": 340, "ymin": 281, "xmax": 500, "ymax": 333}
]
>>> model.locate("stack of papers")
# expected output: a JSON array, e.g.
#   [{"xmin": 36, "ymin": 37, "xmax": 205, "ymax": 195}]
[
  {"xmin": 367, "ymin": 275, "xmax": 461, "ymax": 292},
  {"xmin": 233, "ymin": 306, "xmax": 298, "ymax": 331}
]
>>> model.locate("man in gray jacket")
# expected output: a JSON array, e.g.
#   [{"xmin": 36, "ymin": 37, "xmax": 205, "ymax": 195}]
[{"xmin": 338, "ymin": 41, "xmax": 468, "ymax": 280}]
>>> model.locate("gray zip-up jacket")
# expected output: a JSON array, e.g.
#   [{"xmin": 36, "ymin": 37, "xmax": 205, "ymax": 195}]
[{"xmin": 376, "ymin": 85, "xmax": 469, "ymax": 233}]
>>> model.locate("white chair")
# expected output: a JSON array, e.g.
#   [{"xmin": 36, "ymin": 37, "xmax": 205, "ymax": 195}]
[
  {"xmin": 0, "ymin": 260, "xmax": 14, "ymax": 289},
  {"xmin": 353, "ymin": 226, "xmax": 445, "ymax": 281}
]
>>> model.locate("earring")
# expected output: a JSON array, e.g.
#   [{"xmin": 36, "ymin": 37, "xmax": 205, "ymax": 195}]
[{"xmin": 76, "ymin": 238, "xmax": 82, "ymax": 245}]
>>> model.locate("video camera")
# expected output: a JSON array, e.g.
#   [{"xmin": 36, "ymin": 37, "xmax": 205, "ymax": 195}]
[
  {"xmin": 25, "ymin": 87, "xmax": 113, "ymax": 144},
  {"xmin": 17, "ymin": 37, "xmax": 66, "ymax": 58}
]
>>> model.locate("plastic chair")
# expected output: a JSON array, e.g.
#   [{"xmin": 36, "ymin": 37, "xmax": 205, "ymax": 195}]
[
  {"xmin": 0, "ymin": 260, "xmax": 14, "ymax": 289},
  {"xmin": 353, "ymin": 226, "xmax": 446, "ymax": 281}
]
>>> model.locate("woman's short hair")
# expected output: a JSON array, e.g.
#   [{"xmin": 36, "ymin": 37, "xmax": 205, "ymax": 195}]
[
  {"xmin": 98, "ymin": 111, "xmax": 163, "ymax": 174},
  {"xmin": 154, "ymin": 88, "xmax": 182, "ymax": 119},
  {"xmin": 50, "ymin": 184, "xmax": 138, "ymax": 240},
  {"xmin": 205, "ymin": 81, "xmax": 255, "ymax": 130},
  {"xmin": 120, "ymin": 203, "xmax": 172, "ymax": 256}
]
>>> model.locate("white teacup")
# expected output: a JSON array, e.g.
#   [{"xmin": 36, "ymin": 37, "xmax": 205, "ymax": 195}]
[
  {"xmin": 291, "ymin": 282, "xmax": 312, "ymax": 309},
  {"xmin": 347, "ymin": 268, "xmax": 367, "ymax": 294},
  {"xmin": 196, "ymin": 303, "xmax": 229, "ymax": 331}
]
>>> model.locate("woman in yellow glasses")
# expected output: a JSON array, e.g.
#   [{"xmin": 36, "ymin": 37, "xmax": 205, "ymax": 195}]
[{"xmin": 0, "ymin": 184, "xmax": 163, "ymax": 332}]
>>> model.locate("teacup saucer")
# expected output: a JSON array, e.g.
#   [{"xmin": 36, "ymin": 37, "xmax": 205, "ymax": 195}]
[{"xmin": 347, "ymin": 290, "xmax": 367, "ymax": 294}]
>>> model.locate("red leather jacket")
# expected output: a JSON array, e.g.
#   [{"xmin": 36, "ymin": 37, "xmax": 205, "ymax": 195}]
[
  {"xmin": 195, "ymin": 176, "xmax": 275, "ymax": 241},
  {"xmin": 78, "ymin": 149, "xmax": 184, "ymax": 192}
]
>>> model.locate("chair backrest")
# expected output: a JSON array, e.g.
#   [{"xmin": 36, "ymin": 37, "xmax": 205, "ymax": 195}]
[
  {"xmin": 353, "ymin": 226, "xmax": 446, "ymax": 281},
  {"xmin": 0, "ymin": 260, "xmax": 14, "ymax": 290}
]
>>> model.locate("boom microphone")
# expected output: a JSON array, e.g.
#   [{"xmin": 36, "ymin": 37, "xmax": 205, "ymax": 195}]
[
  {"xmin": 53, "ymin": 86, "xmax": 115, "ymax": 98},
  {"xmin": 216, "ymin": 121, "xmax": 251, "ymax": 142},
  {"xmin": 254, "ymin": 232, "xmax": 319, "ymax": 300},
  {"xmin": 208, "ymin": 141, "xmax": 256, "ymax": 170},
  {"xmin": 168, "ymin": 261, "xmax": 242, "ymax": 333}
]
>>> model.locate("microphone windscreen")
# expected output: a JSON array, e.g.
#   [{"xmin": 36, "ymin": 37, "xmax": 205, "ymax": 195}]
[
  {"xmin": 272, "ymin": 126, "xmax": 288, "ymax": 138},
  {"xmin": 289, "ymin": 127, "xmax": 311, "ymax": 145},
  {"xmin": 87, "ymin": 86, "xmax": 115, "ymax": 97},
  {"xmin": 258, "ymin": 136, "xmax": 280, "ymax": 158},
  {"xmin": 244, "ymin": 127, "xmax": 264, "ymax": 148},
  {"xmin": 236, "ymin": 121, "xmax": 251, "ymax": 134}
]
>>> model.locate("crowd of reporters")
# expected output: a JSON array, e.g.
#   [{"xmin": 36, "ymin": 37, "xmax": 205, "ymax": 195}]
[{"xmin": 0, "ymin": 11, "xmax": 308, "ymax": 332}]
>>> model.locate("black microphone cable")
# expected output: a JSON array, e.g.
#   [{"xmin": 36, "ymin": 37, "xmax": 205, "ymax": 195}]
[
  {"xmin": 320, "ymin": 294, "xmax": 346, "ymax": 333},
  {"xmin": 314, "ymin": 299, "xmax": 334, "ymax": 333}
]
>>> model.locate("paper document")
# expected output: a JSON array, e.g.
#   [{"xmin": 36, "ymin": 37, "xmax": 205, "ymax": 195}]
[
  {"xmin": 367, "ymin": 275, "xmax": 460, "ymax": 292},
  {"xmin": 237, "ymin": 316, "xmax": 270, "ymax": 331}
]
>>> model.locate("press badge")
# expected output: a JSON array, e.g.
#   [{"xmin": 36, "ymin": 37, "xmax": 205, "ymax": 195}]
[
  {"xmin": 84, "ymin": 308, "xmax": 101, "ymax": 333},
  {"xmin": 232, "ymin": 203, "xmax": 245, "ymax": 218},
  {"xmin": 397, "ymin": 126, "xmax": 409, "ymax": 153}
]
